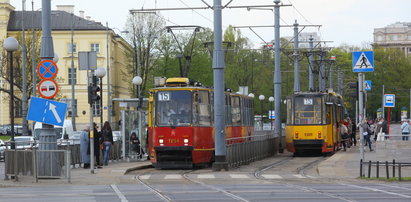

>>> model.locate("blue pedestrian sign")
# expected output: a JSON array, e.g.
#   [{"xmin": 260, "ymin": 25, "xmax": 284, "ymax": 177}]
[
  {"xmin": 27, "ymin": 97, "xmax": 67, "ymax": 126},
  {"xmin": 364, "ymin": 80, "xmax": 372, "ymax": 91},
  {"xmin": 383, "ymin": 94, "xmax": 395, "ymax": 108},
  {"xmin": 352, "ymin": 51, "xmax": 374, "ymax": 72}
]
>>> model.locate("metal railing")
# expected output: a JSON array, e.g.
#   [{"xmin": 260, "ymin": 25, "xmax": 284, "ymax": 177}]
[
  {"xmin": 226, "ymin": 133, "xmax": 278, "ymax": 168},
  {"xmin": 4, "ymin": 141, "xmax": 71, "ymax": 183},
  {"xmin": 360, "ymin": 159, "xmax": 411, "ymax": 181}
]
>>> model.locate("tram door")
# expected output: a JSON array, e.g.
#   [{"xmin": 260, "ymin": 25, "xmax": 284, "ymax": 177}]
[{"xmin": 121, "ymin": 110, "xmax": 147, "ymax": 160}]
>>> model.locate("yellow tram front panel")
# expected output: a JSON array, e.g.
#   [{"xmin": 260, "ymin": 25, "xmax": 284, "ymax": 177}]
[{"xmin": 286, "ymin": 124, "xmax": 333, "ymax": 152}]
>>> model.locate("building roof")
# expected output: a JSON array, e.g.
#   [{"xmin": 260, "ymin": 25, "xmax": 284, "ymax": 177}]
[{"xmin": 7, "ymin": 10, "xmax": 108, "ymax": 31}]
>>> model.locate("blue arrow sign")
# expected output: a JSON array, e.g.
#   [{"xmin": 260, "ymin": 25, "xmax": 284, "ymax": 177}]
[
  {"xmin": 352, "ymin": 51, "xmax": 374, "ymax": 72},
  {"xmin": 364, "ymin": 80, "xmax": 372, "ymax": 91},
  {"xmin": 27, "ymin": 97, "xmax": 67, "ymax": 126}
]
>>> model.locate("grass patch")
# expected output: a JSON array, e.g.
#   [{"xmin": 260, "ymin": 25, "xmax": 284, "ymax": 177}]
[
  {"xmin": 359, "ymin": 176, "xmax": 411, "ymax": 181},
  {"xmin": 0, "ymin": 136, "xmax": 11, "ymax": 141}
]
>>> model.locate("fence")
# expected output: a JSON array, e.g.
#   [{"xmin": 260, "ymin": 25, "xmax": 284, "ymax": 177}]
[
  {"xmin": 226, "ymin": 132, "xmax": 278, "ymax": 168},
  {"xmin": 360, "ymin": 159, "xmax": 411, "ymax": 181}
]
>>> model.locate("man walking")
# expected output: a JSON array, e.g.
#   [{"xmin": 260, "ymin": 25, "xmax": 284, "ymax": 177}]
[{"xmin": 401, "ymin": 120, "xmax": 409, "ymax": 141}]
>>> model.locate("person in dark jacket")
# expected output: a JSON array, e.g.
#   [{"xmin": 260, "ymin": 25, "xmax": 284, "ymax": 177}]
[
  {"xmin": 101, "ymin": 121, "xmax": 113, "ymax": 166},
  {"xmin": 93, "ymin": 123, "xmax": 102, "ymax": 168}
]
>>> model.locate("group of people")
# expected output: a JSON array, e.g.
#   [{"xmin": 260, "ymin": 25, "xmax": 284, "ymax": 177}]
[
  {"xmin": 80, "ymin": 121, "xmax": 114, "ymax": 169},
  {"xmin": 338, "ymin": 117, "xmax": 390, "ymax": 152}
]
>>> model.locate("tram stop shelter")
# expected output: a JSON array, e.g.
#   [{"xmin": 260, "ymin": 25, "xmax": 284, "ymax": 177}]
[{"xmin": 113, "ymin": 98, "xmax": 148, "ymax": 161}]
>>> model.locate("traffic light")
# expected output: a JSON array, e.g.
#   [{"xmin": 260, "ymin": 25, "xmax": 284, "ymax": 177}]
[
  {"xmin": 88, "ymin": 76, "xmax": 100, "ymax": 105},
  {"xmin": 347, "ymin": 82, "xmax": 358, "ymax": 99}
]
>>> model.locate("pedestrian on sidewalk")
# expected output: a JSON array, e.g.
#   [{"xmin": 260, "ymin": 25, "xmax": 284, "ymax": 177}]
[
  {"xmin": 93, "ymin": 123, "xmax": 102, "ymax": 168},
  {"xmin": 339, "ymin": 121, "xmax": 349, "ymax": 151},
  {"xmin": 401, "ymin": 119, "xmax": 410, "ymax": 141},
  {"xmin": 360, "ymin": 119, "xmax": 373, "ymax": 151},
  {"xmin": 381, "ymin": 118, "xmax": 388, "ymax": 140},
  {"xmin": 80, "ymin": 127, "xmax": 90, "ymax": 169},
  {"xmin": 101, "ymin": 121, "xmax": 113, "ymax": 166},
  {"xmin": 350, "ymin": 119, "xmax": 357, "ymax": 146}
]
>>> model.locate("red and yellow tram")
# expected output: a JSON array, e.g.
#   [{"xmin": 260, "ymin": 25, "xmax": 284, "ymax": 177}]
[{"xmin": 147, "ymin": 78, "xmax": 254, "ymax": 168}]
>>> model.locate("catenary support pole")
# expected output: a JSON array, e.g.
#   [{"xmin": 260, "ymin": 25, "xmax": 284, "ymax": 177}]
[
  {"xmin": 212, "ymin": 0, "xmax": 228, "ymax": 171},
  {"xmin": 274, "ymin": 0, "xmax": 283, "ymax": 153},
  {"xmin": 359, "ymin": 73, "xmax": 364, "ymax": 161},
  {"xmin": 382, "ymin": 84, "xmax": 385, "ymax": 119},
  {"xmin": 329, "ymin": 60, "xmax": 334, "ymax": 89},
  {"xmin": 106, "ymin": 22, "xmax": 112, "ymax": 125},
  {"xmin": 71, "ymin": 13, "xmax": 76, "ymax": 131},
  {"xmin": 21, "ymin": 0, "xmax": 29, "ymax": 136},
  {"xmin": 293, "ymin": 20, "xmax": 299, "ymax": 93},
  {"xmin": 308, "ymin": 36, "xmax": 314, "ymax": 91}
]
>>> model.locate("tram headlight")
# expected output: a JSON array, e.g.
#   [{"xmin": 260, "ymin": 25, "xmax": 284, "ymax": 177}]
[
  {"xmin": 295, "ymin": 132, "xmax": 299, "ymax": 139},
  {"xmin": 318, "ymin": 132, "xmax": 322, "ymax": 139},
  {"xmin": 184, "ymin": 139, "xmax": 189, "ymax": 143},
  {"xmin": 159, "ymin": 139, "xmax": 164, "ymax": 144}
]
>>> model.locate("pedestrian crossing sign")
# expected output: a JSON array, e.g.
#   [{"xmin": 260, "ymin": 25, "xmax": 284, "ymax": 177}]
[
  {"xmin": 352, "ymin": 51, "xmax": 374, "ymax": 72},
  {"xmin": 364, "ymin": 80, "xmax": 372, "ymax": 91}
]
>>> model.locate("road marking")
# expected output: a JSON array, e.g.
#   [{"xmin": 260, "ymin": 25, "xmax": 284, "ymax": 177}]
[
  {"xmin": 305, "ymin": 175, "xmax": 317, "ymax": 179},
  {"xmin": 293, "ymin": 174, "xmax": 305, "ymax": 178},
  {"xmin": 342, "ymin": 183, "xmax": 411, "ymax": 198},
  {"xmin": 164, "ymin": 174, "xmax": 182, "ymax": 179},
  {"xmin": 229, "ymin": 174, "xmax": 249, "ymax": 179},
  {"xmin": 197, "ymin": 174, "xmax": 215, "ymax": 179},
  {"xmin": 139, "ymin": 175, "xmax": 151, "ymax": 180},
  {"xmin": 110, "ymin": 184, "xmax": 128, "ymax": 202},
  {"xmin": 261, "ymin": 174, "xmax": 282, "ymax": 179},
  {"xmin": 379, "ymin": 184, "xmax": 411, "ymax": 191}
]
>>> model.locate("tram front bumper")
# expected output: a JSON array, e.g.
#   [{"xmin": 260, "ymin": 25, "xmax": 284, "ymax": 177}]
[
  {"xmin": 153, "ymin": 146, "xmax": 194, "ymax": 168},
  {"xmin": 293, "ymin": 139, "xmax": 324, "ymax": 150}
]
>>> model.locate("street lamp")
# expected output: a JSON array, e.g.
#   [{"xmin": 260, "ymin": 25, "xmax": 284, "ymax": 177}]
[
  {"xmin": 95, "ymin": 67, "xmax": 106, "ymax": 128},
  {"xmin": 269, "ymin": 96, "xmax": 274, "ymax": 131},
  {"xmin": 259, "ymin": 95, "xmax": 265, "ymax": 130},
  {"xmin": 4, "ymin": 37, "xmax": 19, "ymax": 149}
]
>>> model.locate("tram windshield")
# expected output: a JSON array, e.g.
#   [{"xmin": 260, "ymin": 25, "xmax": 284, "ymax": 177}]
[
  {"xmin": 293, "ymin": 96, "xmax": 324, "ymax": 125},
  {"xmin": 155, "ymin": 90, "xmax": 192, "ymax": 126}
]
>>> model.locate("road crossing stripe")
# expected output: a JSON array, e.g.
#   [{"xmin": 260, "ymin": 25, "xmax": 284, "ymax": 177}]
[
  {"xmin": 139, "ymin": 175, "xmax": 151, "ymax": 180},
  {"xmin": 261, "ymin": 174, "xmax": 282, "ymax": 179},
  {"xmin": 229, "ymin": 174, "xmax": 249, "ymax": 179},
  {"xmin": 164, "ymin": 174, "xmax": 182, "ymax": 179},
  {"xmin": 197, "ymin": 174, "xmax": 215, "ymax": 179},
  {"xmin": 293, "ymin": 174, "xmax": 305, "ymax": 178}
]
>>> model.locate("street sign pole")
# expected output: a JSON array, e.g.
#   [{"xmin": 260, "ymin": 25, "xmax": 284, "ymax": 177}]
[{"xmin": 358, "ymin": 73, "xmax": 364, "ymax": 161}]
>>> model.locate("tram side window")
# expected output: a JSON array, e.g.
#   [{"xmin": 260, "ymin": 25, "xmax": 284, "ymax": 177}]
[
  {"xmin": 231, "ymin": 96, "xmax": 241, "ymax": 126},
  {"xmin": 225, "ymin": 94, "xmax": 232, "ymax": 126},
  {"xmin": 294, "ymin": 97, "xmax": 323, "ymax": 125},
  {"xmin": 198, "ymin": 91, "xmax": 211, "ymax": 126},
  {"xmin": 286, "ymin": 98, "xmax": 292, "ymax": 125}
]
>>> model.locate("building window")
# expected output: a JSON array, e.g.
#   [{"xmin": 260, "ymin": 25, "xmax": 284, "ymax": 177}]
[
  {"xmin": 376, "ymin": 35, "xmax": 383, "ymax": 41},
  {"xmin": 68, "ymin": 68, "xmax": 77, "ymax": 85},
  {"xmin": 409, "ymin": 48, "xmax": 411, "ymax": 52},
  {"xmin": 93, "ymin": 102, "xmax": 101, "ymax": 117},
  {"xmin": 91, "ymin": 43, "xmax": 100, "ymax": 53},
  {"xmin": 61, "ymin": 98, "xmax": 77, "ymax": 117},
  {"xmin": 391, "ymin": 35, "xmax": 398, "ymax": 41},
  {"xmin": 14, "ymin": 100, "xmax": 22, "ymax": 118},
  {"xmin": 408, "ymin": 35, "xmax": 411, "ymax": 40},
  {"xmin": 67, "ymin": 43, "xmax": 77, "ymax": 53}
]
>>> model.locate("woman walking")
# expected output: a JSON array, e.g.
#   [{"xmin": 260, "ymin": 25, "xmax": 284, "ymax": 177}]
[{"xmin": 101, "ymin": 121, "xmax": 113, "ymax": 166}]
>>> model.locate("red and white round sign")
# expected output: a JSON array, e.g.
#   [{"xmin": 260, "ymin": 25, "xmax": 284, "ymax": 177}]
[{"xmin": 37, "ymin": 79, "xmax": 59, "ymax": 99}]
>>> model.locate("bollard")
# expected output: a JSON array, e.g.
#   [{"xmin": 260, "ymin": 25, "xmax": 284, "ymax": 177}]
[
  {"xmin": 392, "ymin": 159, "xmax": 395, "ymax": 178},
  {"xmin": 360, "ymin": 159, "xmax": 363, "ymax": 177},
  {"xmin": 398, "ymin": 164, "xmax": 401, "ymax": 181},
  {"xmin": 386, "ymin": 161, "xmax": 389, "ymax": 179},
  {"xmin": 368, "ymin": 160, "xmax": 371, "ymax": 178},
  {"xmin": 376, "ymin": 161, "xmax": 379, "ymax": 178}
]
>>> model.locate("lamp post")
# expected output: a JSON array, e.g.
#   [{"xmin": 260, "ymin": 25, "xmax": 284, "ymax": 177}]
[
  {"xmin": 269, "ymin": 96, "xmax": 274, "ymax": 131},
  {"xmin": 4, "ymin": 37, "xmax": 19, "ymax": 149},
  {"xmin": 259, "ymin": 95, "xmax": 265, "ymax": 131},
  {"xmin": 95, "ymin": 67, "xmax": 106, "ymax": 128},
  {"xmin": 132, "ymin": 76, "xmax": 142, "ymax": 158}
]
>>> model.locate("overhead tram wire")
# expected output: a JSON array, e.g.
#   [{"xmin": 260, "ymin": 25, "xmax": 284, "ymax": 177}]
[
  {"xmin": 287, "ymin": 0, "xmax": 314, "ymax": 25},
  {"xmin": 178, "ymin": 0, "xmax": 213, "ymax": 23}
]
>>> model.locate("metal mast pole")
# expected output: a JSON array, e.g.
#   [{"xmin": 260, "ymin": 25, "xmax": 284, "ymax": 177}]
[
  {"xmin": 106, "ymin": 22, "xmax": 111, "ymax": 125},
  {"xmin": 308, "ymin": 36, "xmax": 314, "ymax": 91},
  {"xmin": 293, "ymin": 20, "xmax": 299, "ymax": 93},
  {"xmin": 329, "ymin": 60, "xmax": 334, "ymax": 89},
  {"xmin": 212, "ymin": 0, "xmax": 228, "ymax": 171},
  {"xmin": 319, "ymin": 51, "xmax": 325, "ymax": 92},
  {"xmin": 31, "ymin": 0, "xmax": 36, "ymax": 97},
  {"xmin": 337, "ymin": 67, "xmax": 342, "ymax": 95},
  {"xmin": 359, "ymin": 73, "xmax": 364, "ymax": 160},
  {"xmin": 382, "ymin": 85, "xmax": 385, "ymax": 119},
  {"xmin": 274, "ymin": 0, "xmax": 283, "ymax": 152},
  {"xmin": 21, "ymin": 0, "xmax": 28, "ymax": 136},
  {"xmin": 71, "ymin": 13, "xmax": 76, "ymax": 131}
]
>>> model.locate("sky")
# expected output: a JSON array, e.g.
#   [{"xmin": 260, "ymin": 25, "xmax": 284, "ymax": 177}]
[{"xmin": 10, "ymin": 0, "xmax": 411, "ymax": 48}]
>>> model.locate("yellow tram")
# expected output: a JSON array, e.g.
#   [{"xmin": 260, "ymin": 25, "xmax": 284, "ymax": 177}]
[{"xmin": 285, "ymin": 91, "xmax": 345, "ymax": 155}]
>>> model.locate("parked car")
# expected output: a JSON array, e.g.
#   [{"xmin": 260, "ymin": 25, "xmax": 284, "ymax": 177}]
[
  {"xmin": 8, "ymin": 136, "xmax": 36, "ymax": 150},
  {"xmin": 0, "ymin": 125, "xmax": 7, "ymax": 135},
  {"xmin": 0, "ymin": 139, "xmax": 5, "ymax": 161}
]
